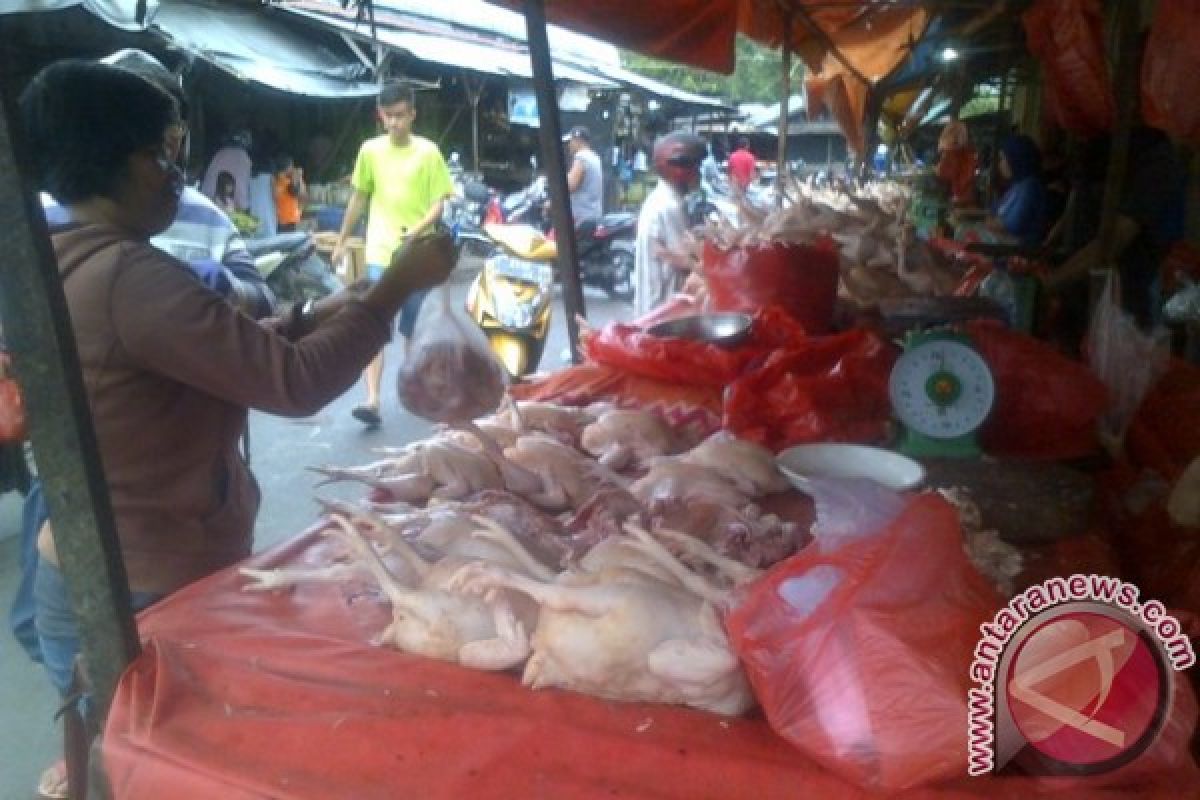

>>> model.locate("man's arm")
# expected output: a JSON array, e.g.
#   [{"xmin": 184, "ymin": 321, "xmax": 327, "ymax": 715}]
[
  {"xmin": 566, "ymin": 156, "xmax": 585, "ymax": 192},
  {"xmin": 1044, "ymin": 215, "xmax": 1139, "ymax": 292},
  {"xmin": 332, "ymin": 190, "xmax": 369, "ymax": 266},
  {"xmin": 408, "ymin": 197, "xmax": 446, "ymax": 237}
]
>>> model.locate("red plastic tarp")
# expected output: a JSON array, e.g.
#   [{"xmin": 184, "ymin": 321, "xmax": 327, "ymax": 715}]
[{"xmin": 103, "ymin": 527, "xmax": 1197, "ymax": 799}]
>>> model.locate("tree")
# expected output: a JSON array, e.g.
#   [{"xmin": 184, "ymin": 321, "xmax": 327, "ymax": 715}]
[{"xmin": 621, "ymin": 35, "xmax": 802, "ymax": 104}]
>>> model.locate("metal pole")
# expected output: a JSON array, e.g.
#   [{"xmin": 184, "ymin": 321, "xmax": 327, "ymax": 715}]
[
  {"xmin": 0, "ymin": 84, "xmax": 139, "ymax": 727},
  {"xmin": 777, "ymin": 9, "xmax": 793, "ymax": 202},
  {"xmin": 522, "ymin": 0, "xmax": 586, "ymax": 362}
]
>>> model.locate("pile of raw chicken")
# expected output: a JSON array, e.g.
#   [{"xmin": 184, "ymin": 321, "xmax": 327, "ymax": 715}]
[
  {"xmin": 243, "ymin": 398, "xmax": 1022, "ymax": 717},
  {"xmin": 243, "ymin": 400, "xmax": 804, "ymax": 716},
  {"xmin": 701, "ymin": 179, "xmax": 966, "ymax": 308}
]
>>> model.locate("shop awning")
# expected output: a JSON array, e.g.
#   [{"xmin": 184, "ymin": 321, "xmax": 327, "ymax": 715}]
[
  {"xmin": 2, "ymin": 0, "xmax": 378, "ymax": 98},
  {"xmin": 155, "ymin": 3, "xmax": 377, "ymax": 97},
  {"xmin": 0, "ymin": 0, "xmax": 157, "ymax": 31},
  {"xmin": 280, "ymin": 1, "xmax": 616, "ymax": 86}
]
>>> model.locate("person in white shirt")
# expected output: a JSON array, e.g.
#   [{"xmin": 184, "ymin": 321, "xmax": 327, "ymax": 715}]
[{"xmin": 633, "ymin": 132, "xmax": 705, "ymax": 317}]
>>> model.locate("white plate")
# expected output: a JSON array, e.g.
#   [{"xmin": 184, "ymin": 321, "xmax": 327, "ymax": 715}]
[{"xmin": 776, "ymin": 444, "xmax": 925, "ymax": 492}]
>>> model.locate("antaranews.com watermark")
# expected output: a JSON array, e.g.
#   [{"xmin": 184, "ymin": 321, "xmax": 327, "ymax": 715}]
[{"xmin": 968, "ymin": 574, "xmax": 1195, "ymax": 777}]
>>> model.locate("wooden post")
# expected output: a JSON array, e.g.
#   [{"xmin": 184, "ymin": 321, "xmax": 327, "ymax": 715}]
[
  {"xmin": 463, "ymin": 73, "xmax": 484, "ymax": 173},
  {"xmin": 522, "ymin": 0, "xmax": 586, "ymax": 362},
  {"xmin": 0, "ymin": 82, "xmax": 139, "ymax": 727},
  {"xmin": 776, "ymin": 8, "xmax": 793, "ymax": 203},
  {"xmin": 1095, "ymin": 0, "xmax": 1141, "ymax": 273}
]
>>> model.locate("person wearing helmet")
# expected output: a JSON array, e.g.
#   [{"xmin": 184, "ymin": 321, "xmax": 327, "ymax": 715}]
[{"xmin": 633, "ymin": 132, "xmax": 705, "ymax": 317}]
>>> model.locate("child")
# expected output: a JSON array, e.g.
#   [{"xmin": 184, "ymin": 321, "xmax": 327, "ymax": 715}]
[
  {"xmin": 215, "ymin": 170, "xmax": 238, "ymax": 215},
  {"xmin": 273, "ymin": 155, "xmax": 307, "ymax": 233}
]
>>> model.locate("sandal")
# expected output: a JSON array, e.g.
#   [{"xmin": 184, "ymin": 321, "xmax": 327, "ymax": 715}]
[
  {"xmin": 36, "ymin": 759, "xmax": 68, "ymax": 800},
  {"xmin": 352, "ymin": 405, "xmax": 382, "ymax": 429}
]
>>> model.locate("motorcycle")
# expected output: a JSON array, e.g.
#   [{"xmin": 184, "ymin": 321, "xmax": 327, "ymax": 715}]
[
  {"xmin": 576, "ymin": 213, "xmax": 637, "ymax": 301},
  {"xmin": 246, "ymin": 231, "xmax": 343, "ymax": 306},
  {"xmin": 487, "ymin": 174, "xmax": 549, "ymax": 230},
  {"xmin": 465, "ymin": 224, "xmax": 556, "ymax": 378},
  {"xmin": 444, "ymin": 178, "xmax": 495, "ymax": 259}
]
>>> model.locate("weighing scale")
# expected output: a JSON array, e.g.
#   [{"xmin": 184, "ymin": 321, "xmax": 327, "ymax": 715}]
[{"xmin": 888, "ymin": 330, "xmax": 995, "ymax": 458}]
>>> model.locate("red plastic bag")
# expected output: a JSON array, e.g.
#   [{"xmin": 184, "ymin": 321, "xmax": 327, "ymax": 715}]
[
  {"xmin": 723, "ymin": 328, "xmax": 896, "ymax": 451},
  {"xmin": 967, "ymin": 321, "xmax": 1108, "ymax": 461},
  {"xmin": 703, "ymin": 240, "xmax": 840, "ymax": 333},
  {"xmin": 582, "ymin": 306, "xmax": 812, "ymax": 388},
  {"xmin": 1127, "ymin": 359, "xmax": 1200, "ymax": 482},
  {"xmin": 1023, "ymin": 0, "xmax": 1115, "ymax": 137},
  {"xmin": 726, "ymin": 495, "xmax": 1001, "ymax": 790},
  {"xmin": 1142, "ymin": 0, "xmax": 1200, "ymax": 144},
  {"xmin": 0, "ymin": 378, "xmax": 26, "ymax": 444}
]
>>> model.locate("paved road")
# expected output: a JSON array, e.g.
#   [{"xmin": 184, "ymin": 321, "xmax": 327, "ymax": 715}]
[{"xmin": 249, "ymin": 268, "xmax": 628, "ymax": 549}]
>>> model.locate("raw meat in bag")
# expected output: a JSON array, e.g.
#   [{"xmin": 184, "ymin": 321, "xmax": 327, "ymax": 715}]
[{"xmin": 397, "ymin": 286, "xmax": 507, "ymax": 423}]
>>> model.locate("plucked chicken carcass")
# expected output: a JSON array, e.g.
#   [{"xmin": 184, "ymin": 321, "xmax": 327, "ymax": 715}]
[
  {"xmin": 310, "ymin": 436, "xmax": 504, "ymax": 502},
  {"xmin": 451, "ymin": 523, "xmax": 755, "ymax": 715},
  {"xmin": 324, "ymin": 513, "xmax": 544, "ymax": 670},
  {"xmin": 492, "ymin": 398, "xmax": 598, "ymax": 446},
  {"xmin": 580, "ymin": 409, "xmax": 679, "ymax": 471},
  {"xmin": 630, "ymin": 461, "xmax": 751, "ymax": 510},
  {"xmin": 652, "ymin": 501, "xmax": 800, "ymax": 571},
  {"xmin": 676, "ymin": 432, "xmax": 790, "ymax": 496},
  {"xmin": 503, "ymin": 433, "xmax": 610, "ymax": 511}
]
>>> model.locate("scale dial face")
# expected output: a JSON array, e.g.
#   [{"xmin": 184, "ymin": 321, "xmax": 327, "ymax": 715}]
[{"xmin": 889, "ymin": 339, "xmax": 995, "ymax": 439}]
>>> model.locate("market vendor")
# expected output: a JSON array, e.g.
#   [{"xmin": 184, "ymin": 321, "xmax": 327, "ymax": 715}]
[
  {"xmin": 985, "ymin": 134, "xmax": 1047, "ymax": 248},
  {"xmin": 633, "ymin": 132, "xmax": 706, "ymax": 317},
  {"xmin": 18, "ymin": 59, "xmax": 455, "ymax": 703}
]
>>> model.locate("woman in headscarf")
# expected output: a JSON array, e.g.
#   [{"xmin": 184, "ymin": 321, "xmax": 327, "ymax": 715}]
[{"xmin": 989, "ymin": 134, "xmax": 1048, "ymax": 247}]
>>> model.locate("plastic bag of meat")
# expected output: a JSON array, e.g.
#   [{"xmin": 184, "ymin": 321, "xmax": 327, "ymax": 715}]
[
  {"xmin": 727, "ymin": 494, "xmax": 1001, "ymax": 791},
  {"xmin": 397, "ymin": 286, "xmax": 507, "ymax": 423}
]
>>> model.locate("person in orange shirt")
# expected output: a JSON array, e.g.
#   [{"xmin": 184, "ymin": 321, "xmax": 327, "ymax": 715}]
[{"xmin": 273, "ymin": 154, "xmax": 307, "ymax": 232}]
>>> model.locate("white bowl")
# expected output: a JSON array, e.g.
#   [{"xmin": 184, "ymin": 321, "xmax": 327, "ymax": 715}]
[{"xmin": 776, "ymin": 444, "xmax": 925, "ymax": 492}]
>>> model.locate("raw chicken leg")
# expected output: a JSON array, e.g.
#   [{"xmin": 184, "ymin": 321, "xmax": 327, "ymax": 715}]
[{"xmin": 326, "ymin": 514, "xmax": 536, "ymax": 671}]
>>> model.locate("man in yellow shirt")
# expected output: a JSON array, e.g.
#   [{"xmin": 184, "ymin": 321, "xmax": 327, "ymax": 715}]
[{"xmin": 333, "ymin": 83, "xmax": 454, "ymax": 428}]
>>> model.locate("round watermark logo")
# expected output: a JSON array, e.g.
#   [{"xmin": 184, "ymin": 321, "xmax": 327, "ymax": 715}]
[
  {"xmin": 969, "ymin": 578, "xmax": 1194, "ymax": 777},
  {"xmin": 1004, "ymin": 608, "xmax": 1170, "ymax": 774}
]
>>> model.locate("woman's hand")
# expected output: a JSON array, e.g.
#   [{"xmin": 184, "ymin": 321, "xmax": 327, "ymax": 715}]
[{"xmin": 364, "ymin": 229, "xmax": 458, "ymax": 317}]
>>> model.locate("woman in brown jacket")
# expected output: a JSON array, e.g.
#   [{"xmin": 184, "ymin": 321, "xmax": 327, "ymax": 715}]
[{"xmin": 18, "ymin": 61, "xmax": 456, "ymax": 703}]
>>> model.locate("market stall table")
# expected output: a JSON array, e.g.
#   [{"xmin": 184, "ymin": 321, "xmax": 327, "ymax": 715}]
[{"xmin": 101, "ymin": 521, "xmax": 1195, "ymax": 799}]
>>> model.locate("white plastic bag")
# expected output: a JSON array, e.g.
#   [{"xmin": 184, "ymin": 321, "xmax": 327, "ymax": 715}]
[
  {"xmin": 397, "ymin": 286, "xmax": 507, "ymax": 423},
  {"xmin": 1086, "ymin": 272, "xmax": 1169, "ymax": 446}
]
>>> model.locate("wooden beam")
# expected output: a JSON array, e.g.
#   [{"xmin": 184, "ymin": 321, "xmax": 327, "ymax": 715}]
[
  {"xmin": 521, "ymin": 0, "xmax": 586, "ymax": 362},
  {"xmin": 1095, "ymin": 0, "xmax": 1140, "ymax": 272},
  {"xmin": 0, "ymin": 80, "xmax": 139, "ymax": 728}
]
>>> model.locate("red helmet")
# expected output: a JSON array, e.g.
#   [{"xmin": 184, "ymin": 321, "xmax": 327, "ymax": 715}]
[{"xmin": 652, "ymin": 132, "xmax": 705, "ymax": 190}]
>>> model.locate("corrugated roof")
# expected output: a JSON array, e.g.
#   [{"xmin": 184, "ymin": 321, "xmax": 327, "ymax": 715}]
[{"xmin": 3, "ymin": 0, "xmax": 378, "ymax": 97}]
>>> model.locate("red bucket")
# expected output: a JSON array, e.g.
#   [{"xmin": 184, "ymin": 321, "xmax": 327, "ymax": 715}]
[{"xmin": 703, "ymin": 240, "xmax": 840, "ymax": 334}]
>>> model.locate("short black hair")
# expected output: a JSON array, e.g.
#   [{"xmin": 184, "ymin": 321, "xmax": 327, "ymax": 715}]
[
  {"xmin": 20, "ymin": 60, "xmax": 179, "ymax": 204},
  {"xmin": 377, "ymin": 82, "xmax": 415, "ymax": 109}
]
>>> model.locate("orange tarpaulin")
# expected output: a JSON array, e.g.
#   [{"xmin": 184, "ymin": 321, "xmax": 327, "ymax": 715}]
[
  {"xmin": 102, "ymin": 525, "xmax": 1197, "ymax": 798},
  {"xmin": 486, "ymin": 1, "xmax": 926, "ymax": 153}
]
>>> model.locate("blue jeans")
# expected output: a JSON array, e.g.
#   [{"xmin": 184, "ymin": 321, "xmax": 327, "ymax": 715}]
[
  {"xmin": 9, "ymin": 479, "xmax": 45, "ymax": 663},
  {"xmin": 34, "ymin": 560, "xmax": 161, "ymax": 697},
  {"xmin": 366, "ymin": 263, "xmax": 428, "ymax": 338}
]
